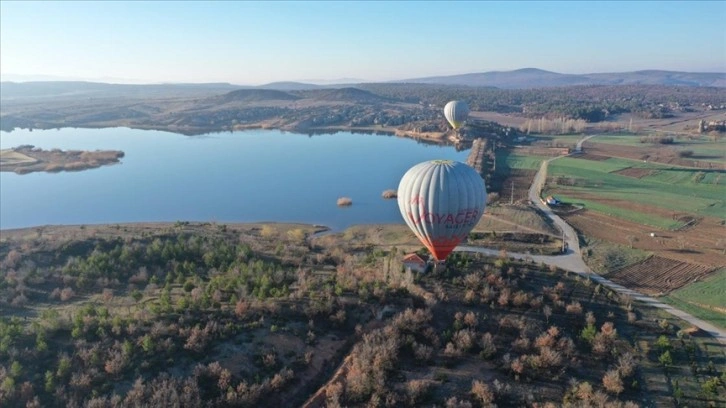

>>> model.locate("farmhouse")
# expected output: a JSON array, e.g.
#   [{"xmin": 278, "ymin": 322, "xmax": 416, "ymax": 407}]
[
  {"xmin": 545, "ymin": 196, "xmax": 560, "ymax": 206},
  {"xmin": 402, "ymin": 253, "xmax": 427, "ymax": 273}
]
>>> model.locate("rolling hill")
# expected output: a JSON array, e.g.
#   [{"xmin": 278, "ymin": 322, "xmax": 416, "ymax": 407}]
[
  {"xmin": 401, "ymin": 68, "xmax": 726, "ymax": 88},
  {"xmin": 209, "ymin": 89, "xmax": 300, "ymax": 103}
]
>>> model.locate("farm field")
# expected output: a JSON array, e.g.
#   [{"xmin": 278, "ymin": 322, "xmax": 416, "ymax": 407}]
[
  {"xmin": 496, "ymin": 152, "xmax": 546, "ymax": 171},
  {"xmin": 588, "ymin": 134, "xmax": 656, "ymax": 146},
  {"xmin": 583, "ymin": 138, "xmax": 724, "ymax": 169},
  {"xmin": 528, "ymin": 133, "xmax": 587, "ymax": 148},
  {"xmin": 475, "ymin": 204, "xmax": 558, "ymax": 236},
  {"xmin": 605, "ymin": 256, "xmax": 715, "ymax": 296},
  {"xmin": 590, "ymin": 133, "xmax": 725, "ymax": 163},
  {"xmin": 490, "ymin": 151, "xmax": 545, "ymax": 206},
  {"xmin": 662, "ymin": 269, "xmax": 726, "ymax": 329},
  {"xmin": 552, "ymin": 193, "xmax": 679, "ymax": 229},
  {"xmin": 563, "ymin": 210, "xmax": 726, "ymax": 268},
  {"xmin": 545, "ymin": 156, "xmax": 725, "ymax": 220}
]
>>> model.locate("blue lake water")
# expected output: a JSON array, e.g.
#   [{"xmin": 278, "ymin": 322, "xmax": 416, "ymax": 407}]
[{"xmin": 0, "ymin": 127, "xmax": 469, "ymax": 230}]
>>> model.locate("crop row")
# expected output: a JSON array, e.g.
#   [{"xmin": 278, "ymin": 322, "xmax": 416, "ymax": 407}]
[{"xmin": 609, "ymin": 256, "xmax": 714, "ymax": 295}]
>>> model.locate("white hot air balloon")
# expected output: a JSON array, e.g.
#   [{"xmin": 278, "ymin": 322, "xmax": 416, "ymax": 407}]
[
  {"xmin": 444, "ymin": 100, "xmax": 469, "ymax": 130},
  {"xmin": 397, "ymin": 160, "xmax": 486, "ymax": 261}
]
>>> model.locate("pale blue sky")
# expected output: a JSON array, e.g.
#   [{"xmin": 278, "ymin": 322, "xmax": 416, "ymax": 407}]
[{"xmin": 1, "ymin": 1, "xmax": 724, "ymax": 85}]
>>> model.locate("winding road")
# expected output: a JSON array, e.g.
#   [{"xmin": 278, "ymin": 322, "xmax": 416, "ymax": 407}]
[{"xmin": 458, "ymin": 135, "xmax": 726, "ymax": 345}]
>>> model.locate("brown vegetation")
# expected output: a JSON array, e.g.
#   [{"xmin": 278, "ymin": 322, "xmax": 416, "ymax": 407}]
[
  {"xmin": 0, "ymin": 146, "xmax": 124, "ymax": 174},
  {"xmin": 0, "ymin": 222, "xmax": 723, "ymax": 407}
]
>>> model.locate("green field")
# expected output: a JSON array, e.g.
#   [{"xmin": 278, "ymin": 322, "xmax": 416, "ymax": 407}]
[
  {"xmin": 682, "ymin": 141, "xmax": 726, "ymax": 163},
  {"xmin": 590, "ymin": 133, "xmax": 726, "ymax": 163},
  {"xmin": 528, "ymin": 133, "xmax": 585, "ymax": 148},
  {"xmin": 496, "ymin": 152, "xmax": 546, "ymax": 172},
  {"xmin": 545, "ymin": 156, "xmax": 726, "ymax": 222},
  {"xmin": 662, "ymin": 269, "xmax": 726, "ymax": 329},
  {"xmin": 589, "ymin": 133, "xmax": 654, "ymax": 146},
  {"xmin": 549, "ymin": 193, "xmax": 681, "ymax": 229}
]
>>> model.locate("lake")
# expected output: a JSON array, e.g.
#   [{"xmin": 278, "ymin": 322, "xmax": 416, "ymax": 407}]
[{"xmin": 0, "ymin": 127, "xmax": 470, "ymax": 230}]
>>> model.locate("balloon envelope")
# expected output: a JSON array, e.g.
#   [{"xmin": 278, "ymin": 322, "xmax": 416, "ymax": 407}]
[
  {"xmin": 397, "ymin": 160, "xmax": 487, "ymax": 261},
  {"xmin": 444, "ymin": 100, "xmax": 469, "ymax": 130}
]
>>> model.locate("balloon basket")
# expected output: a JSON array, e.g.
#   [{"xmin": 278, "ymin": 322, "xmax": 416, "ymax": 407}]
[{"xmin": 430, "ymin": 259, "xmax": 447, "ymax": 273}]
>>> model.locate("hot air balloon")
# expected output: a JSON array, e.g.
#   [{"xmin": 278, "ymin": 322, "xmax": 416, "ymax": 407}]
[
  {"xmin": 397, "ymin": 160, "xmax": 486, "ymax": 261},
  {"xmin": 444, "ymin": 100, "xmax": 469, "ymax": 130}
]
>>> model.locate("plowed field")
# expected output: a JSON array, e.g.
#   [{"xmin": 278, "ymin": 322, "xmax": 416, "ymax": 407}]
[
  {"xmin": 607, "ymin": 256, "xmax": 715, "ymax": 295},
  {"xmin": 499, "ymin": 169, "xmax": 536, "ymax": 204},
  {"xmin": 583, "ymin": 142, "xmax": 723, "ymax": 169},
  {"xmin": 563, "ymin": 210, "xmax": 726, "ymax": 268}
]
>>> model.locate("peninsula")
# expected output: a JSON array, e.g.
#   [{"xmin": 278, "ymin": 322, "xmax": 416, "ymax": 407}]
[{"xmin": 0, "ymin": 145, "xmax": 125, "ymax": 174}]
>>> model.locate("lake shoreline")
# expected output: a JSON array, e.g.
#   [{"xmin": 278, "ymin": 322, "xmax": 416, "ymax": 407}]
[{"xmin": 3, "ymin": 123, "xmax": 457, "ymax": 146}]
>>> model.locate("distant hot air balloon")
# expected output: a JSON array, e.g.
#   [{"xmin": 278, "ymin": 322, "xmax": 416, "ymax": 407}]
[
  {"xmin": 397, "ymin": 160, "xmax": 486, "ymax": 261},
  {"xmin": 444, "ymin": 100, "xmax": 469, "ymax": 130}
]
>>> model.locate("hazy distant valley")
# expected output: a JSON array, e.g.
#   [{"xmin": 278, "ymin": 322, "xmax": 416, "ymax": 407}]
[{"xmin": 2, "ymin": 69, "xmax": 724, "ymax": 137}]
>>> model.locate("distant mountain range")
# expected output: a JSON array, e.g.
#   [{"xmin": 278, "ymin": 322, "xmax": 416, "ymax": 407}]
[
  {"xmin": 2, "ymin": 69, "xmax": 724, "ymax": 102},
  {"xmin": 399, "ymin": 68, "xmax": 726, "ymax": 88}
]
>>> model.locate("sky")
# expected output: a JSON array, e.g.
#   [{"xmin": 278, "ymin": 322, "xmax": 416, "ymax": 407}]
[{"xmin": 1, "ymin": 1, "xmax": 724, "ymax": 85}]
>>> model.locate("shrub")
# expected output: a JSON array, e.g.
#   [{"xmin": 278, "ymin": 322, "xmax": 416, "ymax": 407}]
[
  {"xmin": 60, "ymin": 287, "xmax": 75, "ymax": 302},
  {"xmin": 445, "ymin": 397, "xmax": 473, "ymax": 408},
  {"xmin": 655, "ymin": 335, "xmax": 671, "ymax": 351},
  {"xmin": 478, "ymin": 333, "xmax": 497, "ymax": 359},
  {"xmin": 585, "ymin": 311, "xmax": 596, "ymax": 326},
  {"xmin": 602, "ymin": 370, "xmax": 624, "ymax": 395},
  {"xmin": 600, "ymin": 322, "xmax": 617, "ymax": 338},
  {"xmin": 512, "ymin": 291, "xmax": 530, "ymax": 307},
  {"xmin": 658, "ymin": 351, "xmax": 673, "ymax": 367},
  {"xmin": 565, "ymin": 301, "xmax": 583, "ymax": 315},
  {"xmin": 463, "ymin": 312, "xmax": 478, "ymax": 329},
  {"xmin": 471, "ymin": 380, "xmax": 494, "ymax": 404},
  {"xmin": 617, "ymin": 352, "xmax": 637, "ymax": 378},
  {"xmin": 463, "ymin": 273, "xmax": 483, "ymax": 290},
  {"xmin": 406, "ymin": 379, "xmax": 432, "ymax": 405},
  {"xmin": 413, "ymin": 342, "xmax": 433, "ymax": 362},
  {"xmin": 537, "ymin": 346, "xmax": 563, "ymax": 369},
  {"xmin": 580, "ymin": 324, "xmax": 597, "ymax": 343},
  {"xmin": 701, "ymin": 377, "xmax": 720, "ymax": 396}
]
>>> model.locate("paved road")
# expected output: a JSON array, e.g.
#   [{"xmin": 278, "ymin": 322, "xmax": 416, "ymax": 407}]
[{"xmin": 458, "ymin": 135, "xmax": 726, "ymax": 345}]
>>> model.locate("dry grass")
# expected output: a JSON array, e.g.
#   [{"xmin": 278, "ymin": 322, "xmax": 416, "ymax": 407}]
[
  {"xmin": 0, "ymin": 149, "xmax": 38, "ymax": 165},
  {"xmin": 381, "ymin": 189, "xmax": 397, "ymax": 199},
  {"xmin": 337, "ymin": 197, "xmax": 353, "ymax": 206}
]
